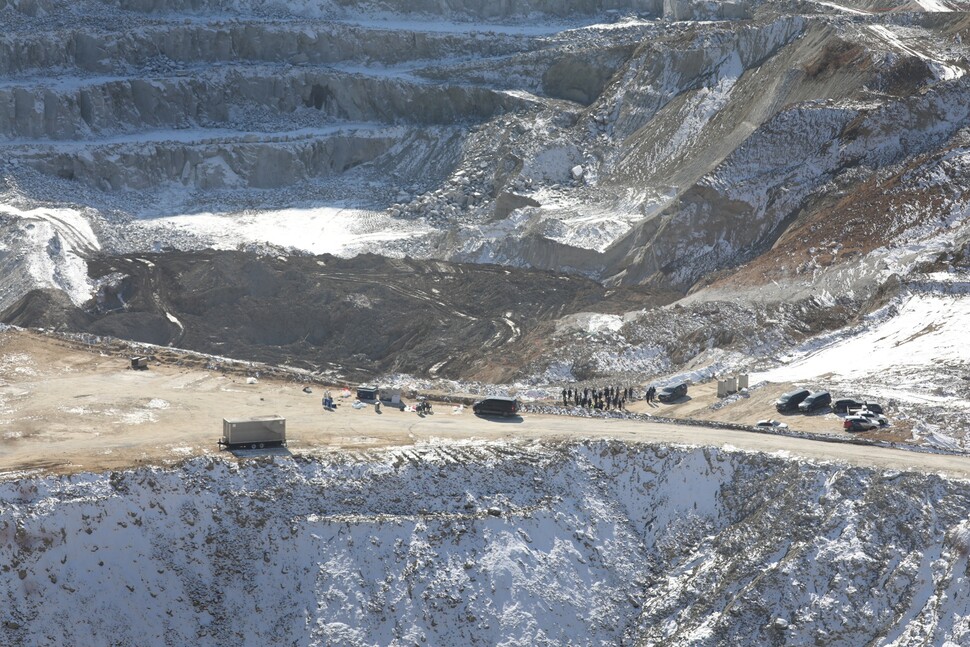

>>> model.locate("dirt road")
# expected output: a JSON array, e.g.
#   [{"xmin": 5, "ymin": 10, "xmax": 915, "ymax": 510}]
[{"xmin": 1, "ymin": 329, "xmax": 967, "ymax": 479}]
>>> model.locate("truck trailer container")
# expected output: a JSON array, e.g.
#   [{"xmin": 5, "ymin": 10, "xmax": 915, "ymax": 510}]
[
  {"xmin": 356, "ymin": 384, "xmax": 379, "ymax": 401},
  {"xmin": 220, "ymin": 416, "xmax": 286, "ymax": 449}
]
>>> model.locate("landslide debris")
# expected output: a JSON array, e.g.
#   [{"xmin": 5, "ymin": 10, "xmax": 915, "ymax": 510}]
[{"xmin": 1, "ymin": 251, "xmax": 674, "ymax": 381}]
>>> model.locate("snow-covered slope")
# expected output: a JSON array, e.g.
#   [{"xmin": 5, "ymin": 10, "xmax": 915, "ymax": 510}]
[{"xmin": 5, "ymin": 441, "xmax": 970, "ymax": 646}]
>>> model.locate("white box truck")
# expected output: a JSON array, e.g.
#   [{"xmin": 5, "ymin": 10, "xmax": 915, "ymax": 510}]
[{"xmin": 220, "ymin": 416, "xmax": 286, "ymax": 449}]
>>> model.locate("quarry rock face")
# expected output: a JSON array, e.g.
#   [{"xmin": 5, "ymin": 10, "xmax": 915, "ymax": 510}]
[
  {"xmin": 4, "ymin": 0, "xmax": 968, "ymax": 299},
  {"xmin": 2, "ymin": 0, "xmax": 970, "ymax": 406}
]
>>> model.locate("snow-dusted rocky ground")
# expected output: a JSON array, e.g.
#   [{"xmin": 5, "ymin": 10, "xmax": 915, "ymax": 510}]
[{"xmin": 5, "ymin": 441, "xmax": 970, "ymax": 646}]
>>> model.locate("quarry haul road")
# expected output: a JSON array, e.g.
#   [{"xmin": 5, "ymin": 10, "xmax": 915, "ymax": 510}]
[{"xmin": 2, "ymin": 329, "xmax": 969, "ymax": 479}]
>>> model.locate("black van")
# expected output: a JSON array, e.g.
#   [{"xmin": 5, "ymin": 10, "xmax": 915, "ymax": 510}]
[
  {"xmin": 798, "ymin": 391, "xmax": 832, "ymax": 413},
  {"xmin": 472, "ymin": 396, "xmax": 520, "ymax": 417},
  {"xmin": 833, "ymin": 398, "xmax": 864, "ymax": 414},
  {"xmin": 657, "ymin": 383, "xmax": 688, "ymax": 403},
  {"xmin": 775, "ymin": 389, "xmax": 811, "ymax": 413}
]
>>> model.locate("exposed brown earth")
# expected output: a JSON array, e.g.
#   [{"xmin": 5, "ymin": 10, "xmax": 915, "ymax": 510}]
[{"xmin": 703, "ymin": 137, "xmax": 967, "ymax": 291}]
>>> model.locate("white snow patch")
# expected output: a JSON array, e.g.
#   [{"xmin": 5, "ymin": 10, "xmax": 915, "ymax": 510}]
[
  {"xmin": 0, "ymin": 204, "xmax": 100, "ymax": 306},
  {"xmin": 165, "ymin": 312, "xmax": 184, "ymax": 334},
  {"xmin": 755, "ymin": 292, "xmax": 970, "ymax": 408},
  {"xmin": 756, "ymin": 293, "xmax": 970, "ymax": 380},
  {"xmin": 914, "ymin": 0, "xmax": 955, "ymax": 12},
  {"xmin": 137, "ymin": 205, "xmax": 432, "ymax": 256},
  {"xmin": 583, "ymin": 313, "xmax": 625, "ymax": 333},
  {"xmin": 812, "ymin": 0, "xmax": 870, "ymax": 14},
  {"xmin": 869, "ymin": 25, "xmax": 964, "ymax": 81}
]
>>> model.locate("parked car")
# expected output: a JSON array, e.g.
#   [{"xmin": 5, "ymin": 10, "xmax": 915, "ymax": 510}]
[
  {"xmin": 756, "ymin": 419, "xmax": 789, "ymax": 430},
  {"xmin": 775, "ymin": 389, "xmax": 811, "ymax": 413},
  {"xmin": 472, "ymin": 396, "xmax": 520, "ymax": 418},
  {"xmin": 857, "ymin": 409, "xmax": 889, "ymax": 426},
  {"xmin": 863, "ymin": 402, "xmax": 884, "ymax": 415},
  {"xmin": 657, "ymin": 383, "xmax": 688, "ymax": 403},
  {"xmin": 833, "ymin": 398, "xmax": 864, "ymax": 414},
  {"xmin": 798, "ymin": 391, "xmax": 832, "ymax": 413},
  {"xmin": 843, "ymin": 415, "xmax": 879, "ymax": 432}
]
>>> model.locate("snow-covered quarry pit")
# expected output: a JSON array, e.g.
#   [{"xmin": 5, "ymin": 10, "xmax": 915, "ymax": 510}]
[{"xmin": 4, "ymin": 440, "xmax": 970, "ymax": 646}]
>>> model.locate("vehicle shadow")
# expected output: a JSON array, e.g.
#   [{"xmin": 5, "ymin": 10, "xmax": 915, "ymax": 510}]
[
  {"xmin": 659, "ymin": 395, "xmax": 692, "ymax": 405},
  {"xmin": 802, "ymin": 407, "xmax": 833, "ymax": 416},
  {"xmin": 227, "ymin": 446, "xmax": 293, "ymax": 457},
  {"xmin": 777, "ymin": 407, "xmax": 833, "ymax": 417},
  {"xmin": 473, "ymin": 414, "xmax": 524, "ymax": 423}
]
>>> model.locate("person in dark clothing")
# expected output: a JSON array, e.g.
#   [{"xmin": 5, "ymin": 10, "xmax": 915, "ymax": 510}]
[{"xmin": 562, "ymin": 389, "xmax": 568, "ymax": 406}]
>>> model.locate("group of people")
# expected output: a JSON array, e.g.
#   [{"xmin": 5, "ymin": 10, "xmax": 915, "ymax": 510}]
[
  {"xmin": 644, "ymin": 386, "xmax": 657, "ymax": 403},
  {"xmin": 561, "ymin": 385, "xmax": 635, "ymax": 411}
]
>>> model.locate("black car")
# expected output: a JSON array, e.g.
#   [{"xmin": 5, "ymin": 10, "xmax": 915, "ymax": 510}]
[
  {"xmin": 472, "ymin": 396, "xmax": 520, "ymax": 417},
  {"xmin": 657, "ymin": 383, "xmax": 688, "ymax": 403},
  {"xmin": 798, "ymin": 391, "xmax": 832, "ymax": 413},
  {"xmin": 775, "ymin": 389, "xmax": 811, "ymax": 413},
  {"xmin": 864, "ymin": 402, "xmax": 884, "ymax": 415},
  {"xmin": 833, "ymin": 398, "xmax": 864, "ymax": 414}
]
